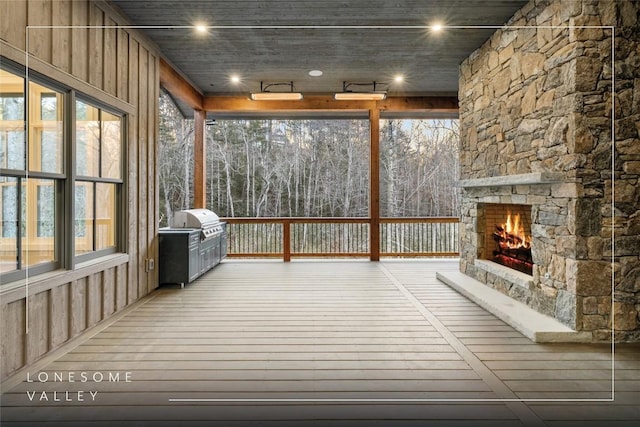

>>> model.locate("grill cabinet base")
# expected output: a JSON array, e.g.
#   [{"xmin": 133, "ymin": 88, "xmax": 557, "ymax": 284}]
[{"xmin": 159, "ymin": 227, "xmax": 226, "ymax": 286}]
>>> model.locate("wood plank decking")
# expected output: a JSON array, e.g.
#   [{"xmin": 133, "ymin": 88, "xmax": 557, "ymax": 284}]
[{"xmin": 1, "ymin": 259, "xmax": 639, "ymax": 426}]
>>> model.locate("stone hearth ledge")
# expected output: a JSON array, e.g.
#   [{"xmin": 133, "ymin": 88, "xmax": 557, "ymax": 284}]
[
  {"xmin": 474, "ymin": 259, "xmax": 533, "ymax": 290},
  {"xmin": 436, "ymin": 270, "xmax": 593, "ymax": 343},
  {"xmin": 458, "ymin": 172, "xmax": 564, "ymax": 188}
]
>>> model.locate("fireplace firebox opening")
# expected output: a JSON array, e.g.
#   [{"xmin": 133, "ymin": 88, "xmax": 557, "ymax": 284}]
[{"xmin": 482, "ymin": 203, "xmax": 533, "ymax": 276}]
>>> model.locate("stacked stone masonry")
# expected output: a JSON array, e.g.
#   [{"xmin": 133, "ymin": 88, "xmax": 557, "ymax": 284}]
[{"xmin": 458, "ymin": 0, "xmax": 639, "ymax": 341}]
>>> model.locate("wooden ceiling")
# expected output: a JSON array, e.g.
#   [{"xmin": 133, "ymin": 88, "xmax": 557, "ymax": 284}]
[{"xmin": 111, "ymin": 0, "xmax": 528, "ymax": 101}]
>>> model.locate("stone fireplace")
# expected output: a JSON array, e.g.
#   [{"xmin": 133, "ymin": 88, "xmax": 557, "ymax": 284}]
[
  {"xmin": 448, "ymin": 0, "xmax": 640, "ymax": 342},
  {"xmin": 459, "ymin": 173, "xmax": 574, "ymax": 325}
]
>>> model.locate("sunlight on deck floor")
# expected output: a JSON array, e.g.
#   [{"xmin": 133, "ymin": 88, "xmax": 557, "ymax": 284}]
[{"xmin": 1, "ymin": 259, "xmax": 639, "ymax": 426}]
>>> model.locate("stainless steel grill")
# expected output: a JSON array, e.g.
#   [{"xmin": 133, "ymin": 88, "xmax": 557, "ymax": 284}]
[
  {"xmin": 172, "ymin": 209, "xmax": 224, "ymax": 240},
  {"xmin": 159, "ymin": 209, "xmax": 227, "ymax": 287}
]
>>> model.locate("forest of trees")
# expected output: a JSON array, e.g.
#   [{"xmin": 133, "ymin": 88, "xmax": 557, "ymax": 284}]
[{"xmin": 158, "ymin": 91, "xmax": 460, "ymax": 228}]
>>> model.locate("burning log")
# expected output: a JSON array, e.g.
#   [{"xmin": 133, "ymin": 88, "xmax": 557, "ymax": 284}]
[
  {"xmin": 492, "ymin": 210, "xmax": 533, "ymax": 275},
  {"xmin": 494, "ymin": 254, "xmax": 533, "ymax": 275},
  {"xmin": 494, "ymin": 225, "xmax": 527, "ymax": 248}
]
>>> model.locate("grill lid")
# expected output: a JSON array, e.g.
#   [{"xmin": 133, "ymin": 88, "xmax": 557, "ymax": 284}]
[{"xmin": 172, "ymin": 209, "xmax": 222, "ymax": 240}]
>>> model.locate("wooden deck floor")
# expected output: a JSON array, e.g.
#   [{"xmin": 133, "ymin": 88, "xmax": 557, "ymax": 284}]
[{"xmin": 1, "ymin": 259, "xmax": 639, "ymax": 426}]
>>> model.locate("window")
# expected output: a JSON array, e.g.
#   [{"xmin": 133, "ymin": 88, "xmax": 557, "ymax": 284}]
[
  {"xmin": 75, "ymin": 99, "xmax": 122, "ymax": 259},
  {"xmin": 1, "ymin": 176, "xmax": 25, "ymax": 240},
  {"xmin": 0, "ymin": 62, "xmax": 125, "ymax": 283},
  {"xmin": 37, "ymin": 182, "xmax": 55, "ymax": 237},
  {"xmin": 0, "ymin": 130, "xmax": 25, "ymax": 170},
  {"xmin": 0, "ymin": 73, "xmax": 25, "ymax": 171},
  {"xmin": 29, "ymin": 81, "xmax": 64, "ymax": 174},
  {"xmin": 1, "ymin": 68, "xmax": 63, "ymax": 278}
]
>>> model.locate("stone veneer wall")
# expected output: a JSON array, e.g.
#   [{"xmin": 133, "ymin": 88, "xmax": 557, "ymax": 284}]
[
  {"xmin": 613, "ymin": 1, "xmax": 640, "ymax": 342},
  {"xmin": 458, "ymin": 0, "xmax": 639, "ymax": 341}
]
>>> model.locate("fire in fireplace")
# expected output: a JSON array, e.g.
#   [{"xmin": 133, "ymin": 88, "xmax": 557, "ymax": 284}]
[
  {"xmin": 482, "ymin": 204, "xmax": 533, "ymax": 275},
  {"xmin": 493, "ymin": 210, "xmax": 532, "ymax": 275}
]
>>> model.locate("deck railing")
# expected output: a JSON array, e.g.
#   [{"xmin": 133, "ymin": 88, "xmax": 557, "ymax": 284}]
[
  {"xmin": 380, "ymin": 217, "xmax": 459, "ymax": 257},
  {"xmin": 222, "ymin": 217, "xmax": 458, "ymax": 260}
]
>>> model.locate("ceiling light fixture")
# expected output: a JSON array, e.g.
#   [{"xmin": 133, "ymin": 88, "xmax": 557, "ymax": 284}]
[
  {"xmin": 194, "ymin": 23, "xmax": 208, "ymax": 34},
  {"xmin": 309, "ymin": 70, "xmax": 323, "ymax": 77},
  {"xmin": 394, "ymin": 75, "xmax": 404, "ymax": 83},
  {"xmin": 430, "ymin": 22, "xmax": 444, "ymax": 32},
  {"xmin": 230, "ymin": 75, "xmax": 241, "ymax": 84},
  {"xmin": 334, "ymin": 81, "xmax": 387, "ymax": 100},
  {"xmin": 250, "ymin": 81, "xmax": 303, "ymax": 101}
]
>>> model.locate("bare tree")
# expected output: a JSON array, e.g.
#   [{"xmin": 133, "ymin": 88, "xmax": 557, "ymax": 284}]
[
  {"xmin": 158, "ymin": 91, "xmax": 194, "ymax": 227},
  {"xmin": 159, "ymin": 104, "xmax": 460, "ymax": 252}
]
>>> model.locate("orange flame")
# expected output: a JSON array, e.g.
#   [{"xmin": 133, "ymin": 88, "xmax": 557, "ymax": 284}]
[{"xmin": 499, "ymin": 211, "xmax": 531, "ymax": 249}]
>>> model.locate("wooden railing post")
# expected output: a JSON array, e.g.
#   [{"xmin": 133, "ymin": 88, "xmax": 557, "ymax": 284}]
[
  {"xmin": 283, "ymin": 220, "xmax": 291, "ymax": 262},
  {"xmin": 193, "ymin": 109, "xmax": 206, "ymax": 209},
  {"xmin": 369, "ymin": 108, "xmax": 380, "ymax": 261}
]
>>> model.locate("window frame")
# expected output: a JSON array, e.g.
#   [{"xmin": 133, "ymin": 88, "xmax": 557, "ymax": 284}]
[
  {"xmin": 0, "ymin": 59, "xmax": 127, "ymax": 284},
  {"xmin": 73, "ymin": 95, "xmax": 125, "ymax": 264},
  {"xmin": 0, "ymin": 62, "xmax": 66, "ymax": 283}
]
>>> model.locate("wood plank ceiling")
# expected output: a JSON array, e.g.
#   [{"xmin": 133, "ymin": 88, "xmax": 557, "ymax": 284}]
[{"xmin": 110, "ymin": 0, "xmax": 528, "ymax": 103}]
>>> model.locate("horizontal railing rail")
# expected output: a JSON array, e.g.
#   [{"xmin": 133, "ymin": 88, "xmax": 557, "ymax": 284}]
[{"xmin": 222, "ymin": 217, "xmax": 459, "ymax": 261}]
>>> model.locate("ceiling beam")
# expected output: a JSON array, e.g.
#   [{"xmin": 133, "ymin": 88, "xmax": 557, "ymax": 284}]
[
  {"xmin": 377, "ymin": 96, "xmax": 459, "ymax": 112},
  {"xmin": 203, "ymin": 95, "xmax": 458, "ymax": 113},
  {"xmin": 159, "ymin": 58, "xmax": 203, "ymax": 110},
  {"xmin": 204, "ymin": 95, "xmax": 373, "ymax": 113}
]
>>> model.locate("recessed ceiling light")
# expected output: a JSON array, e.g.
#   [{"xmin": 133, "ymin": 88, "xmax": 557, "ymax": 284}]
[
  {"xmin": 195, "ymin": 23, "xmax": 208, "ymax": 34},
  {"xmin": 394, "ymin": 75, "xmax": 404, "ymax": 83},
  {"xmin": 230, "ymin": 75, "xmax": 241, "ymax": 84},
  {"xmin": 308, "ymin": 70, "xmax": 323, "ymax": 77},
  {"xmin": 430, "ymin": 22, "xmax": 444, "ymax": 33}
]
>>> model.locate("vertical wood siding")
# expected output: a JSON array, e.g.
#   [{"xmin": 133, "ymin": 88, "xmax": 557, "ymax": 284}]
[
  {"xmin": 71, "ymin": 1, "xmax": 89, "ymax": 81},
  {"xmin": 0, "ymin": 0, "xmax": 159, "ymax": 381},
  {"xmin": 0, "ymin": 300, "xmax": 25, "ymax": 377},
  {"xmin": 127, "ymin": 38, "xmax": 140, "ymax": 306},
  {"xmin": 49, "ymin": 283, "xmax": 70, "ymax": 348}
]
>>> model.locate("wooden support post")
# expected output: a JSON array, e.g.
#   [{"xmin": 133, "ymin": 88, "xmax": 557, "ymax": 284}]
[
  {"xmin": 193, "ymin": 109, "xmax": 206, "ymax": 209},
  {"xmin": 369, "ymin": 108, "xmax": 380, "ymax": 261},
  {"xmin": 283, "ymin": 220, "xmax": 291, "ymax": 262}
]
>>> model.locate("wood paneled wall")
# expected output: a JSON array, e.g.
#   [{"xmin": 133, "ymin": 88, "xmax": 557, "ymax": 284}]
[{"xmin": 0, "ymin": 0, "xmax": 159, "ymax": 381}]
